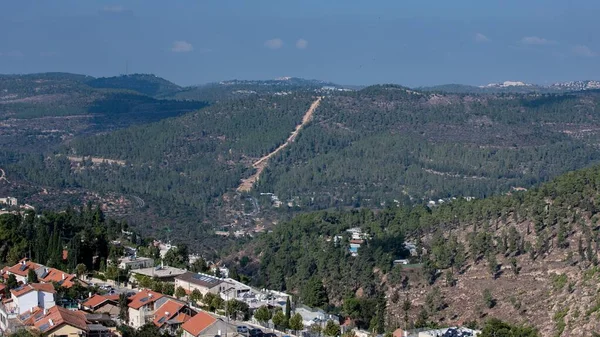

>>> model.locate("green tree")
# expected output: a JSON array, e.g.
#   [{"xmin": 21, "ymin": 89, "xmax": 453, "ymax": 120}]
[
  {"xmin": 285, "ymin": 297, "xmax": 291, "ymax": 324},
  {"xmin": 203, "ymin": 292, "xmax": 218, "ymax": 311},
  {"xmin": 487, "ymin": 254, "xmax": 499, "ymax": 279},
  {"xmin": 162, "ymin": 282, "xmax": 175, "ymax": 296},
  {"xmin": 211, "ymin": 296, "xmax": 224, "ymax": 312},
  {"xmin": 27, "ymin": 269, "xmax": 39, "ymax": 283},
  {"xmin": 254, "ymin": 305, "xmax": 272, "ymax": 326},
  {"xmin": 445, "ymin": 270, "xmax": 455, "ymax": 287},
  {"xmin": 483, "ymin": 289, "xmax": 495, "ymax": 309},
  {"xmin": 273, "ymin": 310, "xmax": 287, "ymax": 330},
  {"xmin": 6, "ymin": 274, "xmax": 18, "ymax": 296},
  {"xmin": 289, "ymin": 313, "xmax": 304, "ymax": 334},
  {"xmin": 75, "ymin": 263, "xmax": 87, "ymax": 278},
  {"xmin": 479, "ymin": 318, "xmax": 539, "ymax": 337},
  {"xmin": 118, "ymin": 293, "xmax": 129, "ymax": 322},
  {"xmin": 137, "ymin": 323, "xmax": 163, "ymax": 337},
  {"xmin": 301, "ymin": 277, "xmax": 329, "ymax": 308},
  {"xmin": 323, "ymin": 320, "xmax": 341, "ymax": 337},
  {"xmin": 309, "ymin": 323, "xmax": 323, "ymax": 337},
  {"xmin": 510, "ymin": 257, "xmax": 519, "ymax": 276},
  {"xmin": 190, "ymin": 289, "xmax": 203, "ymax": 305},
  {"xmin": 174, "ymin": 286, "xmax": 186, "ymax": 299},
  {"xmin": 226, "ymin": 299, "xmax": 249, "ymax": 320}
]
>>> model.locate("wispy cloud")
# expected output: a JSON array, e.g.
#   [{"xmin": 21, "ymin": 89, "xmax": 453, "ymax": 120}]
[
  {"xmin": 264, "ymin": 38, "xmax": 283, "ymax": 50},
  {"xmin": 520, "ymin": 36, "xmax": 557, "ymax": 46},
  {"xmin": 474, "ymin": 33, "xmax": 490, "ymax": 43},
  {"xmin": 572, "ymin": 45, "xmax": 597, "ymax": 57},
  {"xmin": 171, "ymin": 41, "xmax": 193, "ymax": 53},
  {"xmin": 0, "ymin": 50, "xmax": 23, "ymax": 58},
  {"xmin": 296, "ymin": 39, "xmax": 308, "ymax": 49}
]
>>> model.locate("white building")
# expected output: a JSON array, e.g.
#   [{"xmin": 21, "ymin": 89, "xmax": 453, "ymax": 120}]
[
  {"xmin": 0, "ymin": 283, "xmax": 56, "ymax": 331},
  {"xmin": 175, "ymin": 272, "xmax": 226, "ymax": 296},
  {"xmin": 118, "ymin": 256, "xmax": 154, "ymax": 270}
]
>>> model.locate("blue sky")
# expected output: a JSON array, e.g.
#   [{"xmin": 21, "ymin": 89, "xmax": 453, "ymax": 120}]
[{"xmin": 0, "ymin": 0, "xmax": 598, "ymax": 86}]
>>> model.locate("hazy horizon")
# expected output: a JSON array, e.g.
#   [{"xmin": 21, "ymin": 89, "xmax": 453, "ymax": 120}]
[{"xmin": 1, "ymin": 0, "xmax": 599, "ymax": 87}]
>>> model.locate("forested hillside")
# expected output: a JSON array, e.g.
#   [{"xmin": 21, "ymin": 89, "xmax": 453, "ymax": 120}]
[
  {"xmin": 257, "ymin": 86, "xmax": 600, "ymax": 206},
  {"xmin": 243, "ymin": 164, "xmax": 600, "ymax": 335},
  {"xmin": 86, "ymin": 74, "xmax": 182, "ymax": 97},
  {"xmin": 4, "ymin": 73, "xmax": 600, "ymax": 258}
]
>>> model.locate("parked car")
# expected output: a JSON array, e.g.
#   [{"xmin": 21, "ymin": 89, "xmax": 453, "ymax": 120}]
[
  {"xmin": 263, "ymin": 333, "xmax": 277, "ymax": 337},
  {"xmin": 249, "ymin": 329, "xmax": 263, "ymax": 337},
  {"xmin": 237, "ymin": 326, "xmax": 249, "ymax": 334}
]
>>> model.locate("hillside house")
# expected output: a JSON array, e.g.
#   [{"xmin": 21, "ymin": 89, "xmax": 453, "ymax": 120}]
[
  {"xmin": 127, "ymin": 289, "xmax": 164, "ymax": 328},
  {"xmin": 33, "ymin": 306, "xmax": 90, "ymax": 337},
  {"xmin": 2, "ymin": 258, "xmax": 44, "ymax": 283},
  {"xmin": 175, "ymin": 272, "xmax": 226, "ymax": 296},
  {"xmin": 0, "ymin": 283, "xmax": 56, "ymax": 332},
  {"xmin": 181, "ymin": 311, "xmax": 218, "ymax": 337},
  {"xmin": 153, "ymin": 298, "xmax": 193, "ymax": 334},
  {"xmin": 81, "ymin": 294, "xmax": 120, "ymax": 317},
  {"xmin": 118, "ymin": 256, "xmax": 154, "ymax": 270}
]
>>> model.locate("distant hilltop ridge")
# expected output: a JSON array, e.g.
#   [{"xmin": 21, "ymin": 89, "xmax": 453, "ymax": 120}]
[{"xmin": 482, "ymin": 80, "xmax": 600, "ymax": 90}]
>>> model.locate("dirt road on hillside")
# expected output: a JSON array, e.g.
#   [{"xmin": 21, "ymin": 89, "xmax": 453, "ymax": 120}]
[{"xmin": 237, "ymin": 96, "xmax": 323, "ymax": 192}]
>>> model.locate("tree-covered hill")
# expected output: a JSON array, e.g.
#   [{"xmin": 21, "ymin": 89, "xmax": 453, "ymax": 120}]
[
  {"xmin": 256, "ymin": 86, "xmax": 600, "ymax": 207},
  {"xmin": 86, "ymin": 74, "xmax": 182, "ymax": 97},
  {"xmin": 242, "ymin": 163, "xmax": 600, "ymax": 335}
]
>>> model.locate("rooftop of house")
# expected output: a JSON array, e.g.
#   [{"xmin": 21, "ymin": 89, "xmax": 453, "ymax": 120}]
[
  {"xmin": 11, "ymin": 283, "xmax": 55, "ymax": 297},
  {"xmin": 181, "ymin": 311, "xmax": 217, "ymax": 336},
  {"xmin": 118, "ymin": 256, "xmax": 153, "ymax": 264},
  {"xmin": 168, "ymin": 312, "xmax": 192, "ymax": 325},
  {"xmin": 40, "ymin": 268, "xmax": 77, "ymax": 288},
  {"xmin": 6, "ymin": 258, "xmax": 42, "ymax": 277},
  {"xmin": 128, "ymin": 289, "xmax": 163, "ymax": 309},
  {"xmin": 17, "ymin": 307, "xmax": 44, "ymax": 325},
  {"xmin": 82, "ymin": 294, "xmax": 117, "ymax": 309},
  {"xmin": 153, "ymin": 299, "xmax": 185, "ymax": 327},
  {"xmin": 176, "ymin": 272, "xmax": 222, "ymax": 288},
  {"xmin": 130, "ymin": 266, "xmax": 187, "ymax": 279},
  {"xmin": 34, "ymin": 306, "xmax": 89, "ymax": 334}
]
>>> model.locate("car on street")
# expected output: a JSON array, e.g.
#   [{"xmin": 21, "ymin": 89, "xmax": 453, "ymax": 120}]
[
  {"xmin": 237, "ymin": 326, "xmax": 249, "ymax": 334},
  {"xmin": 249, "ymin": 328, "xmax": 263, "ymax": 337}
]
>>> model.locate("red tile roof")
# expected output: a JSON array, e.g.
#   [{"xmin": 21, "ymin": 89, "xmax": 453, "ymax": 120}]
[
  {"xmin": 32, "ymin": 283, "xmax": 55, "ymax": 293},
  {"xmin": 34, "ymin": 306, "xmax": 88, "ymax": 334},
  {"xmin": 18, "ymin": 307, "xmax": 43, "ymax": 325},
  {"xmin": 105, "ymin": 294, "xmax": 121, "ymax": 302},
  {"xmin": 173, "ymin": 312, "xmax": 192, "ymax": 324},
  {"xmin": 82, "ymin": 294, "xmax": 115, "ymax": 309},
  {"xmin": 153, "ymin": 299, "xmax": 184, "ymax": 327},
  {"xmin": 128, "ymin": 289, "xmax": 163, "ymax": 309},
  {"xmin": 40, "ymin": 268, "xmax": 77, "ymax": 288},
  {"xmin": 11, "ymin": 283, "xmax": 55, "ymax": 297},
  {"xmin": 181, "ymin": 311, "xmax": 217, "ymax": 336},
  {"xmin": 7, "ymin": 259, "xmax": 40, "ymax": 277}
]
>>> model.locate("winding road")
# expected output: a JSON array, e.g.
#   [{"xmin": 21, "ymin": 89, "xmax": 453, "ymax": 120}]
[
  {"xmin": 237, "ymin": 96, "xmax": 323, "ymax": 192},
  {"xmin": 0, "ymin": 168, "xmax": 8, "ymax": 183}
]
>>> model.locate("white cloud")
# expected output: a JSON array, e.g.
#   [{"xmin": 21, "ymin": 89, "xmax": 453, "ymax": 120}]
[
  {"xmin": 171, "ymin": 41, "xmax": 194, "ymax": 53},
  {"xmin": 520, "ymin": 36, "xmax": 557, "ymax": 45},
  {"xmin": 264, "ymin": 38, "xmax": 283, "ymax": 50},
  {"xmin": 103, "ymin": 5, "xmax": 126, "ymax": 13},
  {"xmin": 572, "ymin": 45, "xmax": 597, "ymax": 57},
  {"xmin": 474, "ymin": 33, "xmax": 490, "ymax": 43},
  {"xmin": 296, "ymin": 39, "xmax": 308, "ymax": 49}
]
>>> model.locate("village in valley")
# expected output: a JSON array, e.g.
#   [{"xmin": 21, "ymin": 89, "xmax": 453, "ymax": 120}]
[{"xmin": 0, "ymin": 232, "xmax": 481, "ymax": 337}]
